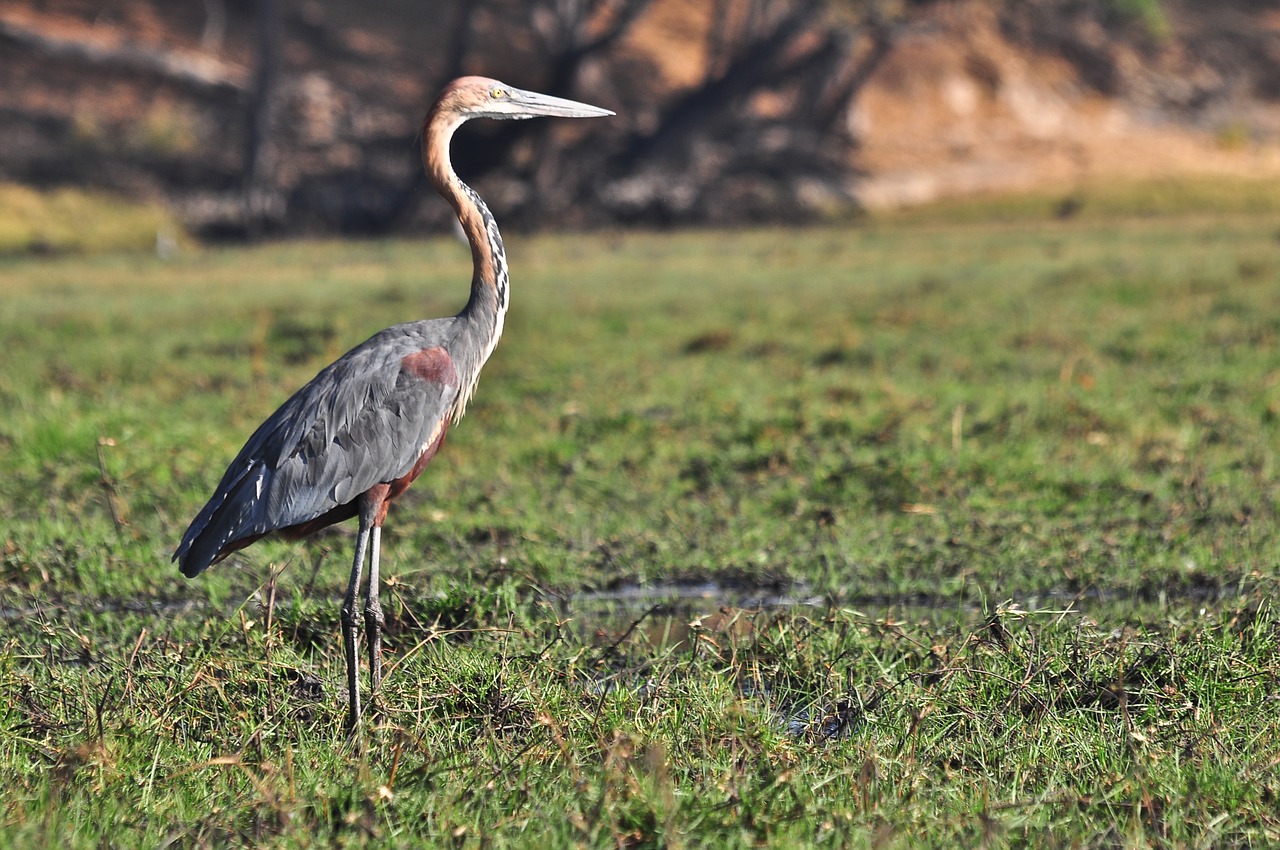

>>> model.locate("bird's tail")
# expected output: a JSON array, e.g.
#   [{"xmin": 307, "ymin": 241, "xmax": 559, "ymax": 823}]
[{"xmin": 174, "ymin": 462, "xmax": 267, "ymax": 577}]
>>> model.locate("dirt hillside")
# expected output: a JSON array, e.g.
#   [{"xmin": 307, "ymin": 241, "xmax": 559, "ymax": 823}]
[
  {"xmin": 1, "ymin": 0, "xmax": 1277, "ymax": 231},
  {"xmin": 851, "ymin": 2, "xmax": 1280, "ymax": 208}
]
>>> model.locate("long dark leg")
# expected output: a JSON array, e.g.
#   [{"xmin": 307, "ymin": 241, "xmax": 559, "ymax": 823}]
[
  {"xmin": 341, "ymin": 514, "xmax": 372, "ymax": 732},
  {"xmin": 365, "ymin": 524, "xmax": 385, "ymax": 696}
]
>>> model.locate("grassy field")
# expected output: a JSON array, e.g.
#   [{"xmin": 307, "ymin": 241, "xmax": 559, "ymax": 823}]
[{"xmin": 2, "ymin": 182, "xmax": 1279, "ymax": 847}]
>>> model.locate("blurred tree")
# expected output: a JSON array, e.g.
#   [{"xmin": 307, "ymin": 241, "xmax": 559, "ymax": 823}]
[
  {"xmin": 599, "ymin": 0, "xmax": 933, "ymax": 223},
  {"xmin": 242, "ymin": 0, "xmax": 282, "ymax": 239},
  {"xmin": 4, "ymin": 0, "xmax": 1271, "ymax": 235},
  {"xmin": 251, "ymin": 0, "xmax": 933, "ymax": 230}
]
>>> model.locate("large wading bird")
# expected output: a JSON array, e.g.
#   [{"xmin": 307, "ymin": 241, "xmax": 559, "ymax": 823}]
[{"xmin": 174, "ymin": 77, "xmax": 613, "ymax": 730}]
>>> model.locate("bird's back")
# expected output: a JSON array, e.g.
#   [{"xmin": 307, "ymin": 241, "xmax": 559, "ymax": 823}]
[{"xmin": 174, "ymin": 318, "xmax": 464, "ymax": 577}]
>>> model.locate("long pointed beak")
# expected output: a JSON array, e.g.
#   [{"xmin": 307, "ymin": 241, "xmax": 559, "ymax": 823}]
[{"xmin": 507, "ymin": 87, "xmax": 615, "ymax": 119}]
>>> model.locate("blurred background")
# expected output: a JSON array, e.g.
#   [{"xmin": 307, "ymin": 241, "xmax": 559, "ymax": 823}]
[{"xmin": 1, "ymin": 0, "xmax": 1278, "ymax": 245}]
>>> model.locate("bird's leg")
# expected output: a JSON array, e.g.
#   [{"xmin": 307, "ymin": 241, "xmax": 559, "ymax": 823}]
[
  {"xmin": 365, "ymin": 524, "xmax": 385, "ymax": 696},
  {"xmin": 341, "ymin": 516, "xmax": 371, "ymax": 733}
]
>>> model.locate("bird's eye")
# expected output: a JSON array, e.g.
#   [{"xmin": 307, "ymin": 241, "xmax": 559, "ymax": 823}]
[{"xmin": 490, "ymin": 88, "xmax": 506, "ymax": 99}]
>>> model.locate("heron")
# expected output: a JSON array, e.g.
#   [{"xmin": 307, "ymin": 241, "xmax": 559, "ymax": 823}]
[{"xmin": 174, "ymin": 77, "xmax": 613, "ymax": 731}]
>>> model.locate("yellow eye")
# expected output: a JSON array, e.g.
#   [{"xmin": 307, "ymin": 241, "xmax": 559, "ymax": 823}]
[{"xmin": 491, "ymin": 88, "xmax": 506, "ymax": 99}]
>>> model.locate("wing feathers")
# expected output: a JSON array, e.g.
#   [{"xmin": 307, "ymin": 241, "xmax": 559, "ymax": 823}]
[{"xmin": 174, "ymin": 328, "xmax": 461, "ymax": 577}]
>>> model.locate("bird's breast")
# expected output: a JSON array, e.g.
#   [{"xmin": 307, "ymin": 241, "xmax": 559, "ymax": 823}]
[{"xmin": 388, "ymin": 418, "xmax": 449, "ymax": 502}]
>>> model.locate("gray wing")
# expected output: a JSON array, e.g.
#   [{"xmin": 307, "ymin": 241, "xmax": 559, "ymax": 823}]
[{"xmin": 174, "ymin": 322, "xmax": 460, "ymax": 577}]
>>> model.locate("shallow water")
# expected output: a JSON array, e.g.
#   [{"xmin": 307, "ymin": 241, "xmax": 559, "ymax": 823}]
[{"xmin": 0, "ymin": 575, "xmax": 1244, "ymax": 631}]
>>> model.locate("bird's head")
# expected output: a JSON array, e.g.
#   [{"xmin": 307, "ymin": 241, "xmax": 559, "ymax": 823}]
[{"xmin": 433, "ymin": 76, "xmax": 614, "ymax": 122}]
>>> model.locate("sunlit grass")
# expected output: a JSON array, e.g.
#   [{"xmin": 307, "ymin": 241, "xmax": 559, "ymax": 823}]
[
  {"xmin": 879, "ymin": 174, "xmax": 1280, "ymax": 225},
  {"xmin": 0, "ymin": 183, "xmax": 180, "ymax": 256}
]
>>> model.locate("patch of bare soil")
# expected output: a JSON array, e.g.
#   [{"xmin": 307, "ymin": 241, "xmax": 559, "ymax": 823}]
[{"xmin": 851, "ymin": 2, "xmax": 1280, "ymax": 208}]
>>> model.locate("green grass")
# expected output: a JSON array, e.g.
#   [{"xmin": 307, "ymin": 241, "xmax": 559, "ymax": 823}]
[
  {"xmin": 879, "ymin": 174, "xmax": 1280, "ymax": 225},
  {"xmin": 0, "ymin": 183, "xmax": 182, "ymax": 257},
  {"xmin": 2, "ymin": 183, "xmax": 1280, "ymax": 846}
]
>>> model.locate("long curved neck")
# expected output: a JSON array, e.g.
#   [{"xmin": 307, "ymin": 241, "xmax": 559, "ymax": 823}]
[
  {"xmin": 422, "ymin": 108, "xmax": 510, "ymax": 359},
  {"xmin": 422, "ymin": 107, "xmax": 510, "ymax": 419}
]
